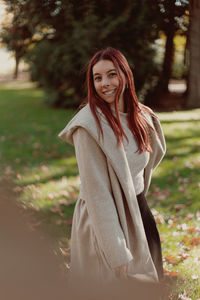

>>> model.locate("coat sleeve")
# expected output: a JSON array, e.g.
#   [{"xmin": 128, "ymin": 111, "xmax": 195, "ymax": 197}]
[
  {"xmin": 143, "ymin": 114, "xmax": 166, "ymax": 196},
  {"xmin": 72, "ymin": 127, "xmax": 133, "ymax": 269}
]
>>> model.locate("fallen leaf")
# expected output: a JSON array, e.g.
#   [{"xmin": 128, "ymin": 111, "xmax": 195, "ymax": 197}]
[
  {"xmin": 5, "ymin": 166, "xmax": 14, "ymax": 175},
  {"xmin": 69, "ymin": 192, "xmax": 77, "ymax": 200},
  {"xmin": 47, "ymin": 193, "xmax": 55, "ymax": 200},
  {"xmin": 178, "ymin": 290, "xmax": 192, "ymax": 300},
  {"xmin": 34, "ymin": 174, "xmax": 40, "ymax": 180},
  {"xmin": 33, "ymin": 142, "xmax": 41, "ymax": 149},
  {"xmin": 50, "ymin": 206, "xmax": 64, "ymax": 216},
  {"xmin": 164, "ymin": 270, "xmax": 179, "ymax": 277},
  {"xmin": 151, "ymin": 189, "xmax": 170, "ymax": 201},
  {"xmin": 55, "ymin": 219, "xmax": 63, "ymax": 225},
  {"xmin": 177, "ymin": 223, "xmax": 188, "ymax": 231},
  {"xmin": 178, "ymin": 186, "xmax": 187, "ymax": 192},
  {"xmin": 13, "ymin": 186, "xmax": 23, "ymax": 193},
  {"xmin": 58, "ymin": 198, "xmax": 69, "ymax": 205},
  {"xmin": 190, "ymin": 237, "xmax": 200, "ymax": 246},
  {"xmin": 177, "ymin": 253, "xmax": 189, "ymax": 261},
  {"xmin": 59, "ymin": 190, "xmax": 69, "ymax": 197},
  {"xmin": 174, "ymin": 204, "xmax": 185, "ymax": 211},
  {"xmin": 174, "ymin": 171, "xmax": 179, "ymax": 177},
  {"xmin": 40, "ymin": 164, "xmax": 49, "ymax": 172},
  {"xmin": 168, "ymin": 219, "xmax": 175, "ymax": 228},
  {"xmin": 172, "ymin": 156, "xmax": 178, "ymax": 162},
  {"xmin": 196, "ymin": 211, "xmax": 200, "ymax": 221},
  {"xmin": 59, "ymin": 247, "xmax": 70, "ymax": 256},
  {"xmin": 186, "ymin": 213, "xmax": 194, "ymax": 220},
  {"xmin": 165, "ymin": 255, "xmax": 181, "ymax": 265},
  {"xmin": 182, "ymin": 245, "xmax": 192, "ymax": 251},
  {"xmin": 187, "ymin": 226, "xmax": 197, "ymax": 233},
  {"xmin": 193, "ymin": 257, "xmax": 200, "ymax": 265},
  {"xmin": 178, "ymin": 295, "xmax": 191, "ymax": 300}
]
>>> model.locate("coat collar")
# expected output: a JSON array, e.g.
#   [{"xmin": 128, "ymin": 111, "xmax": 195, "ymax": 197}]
[
  {"xmin": 58, "ymin": 104, "xmax": 137, "ymax": 198},
  {"xmin": 58, "ymin": 102, "xmax": 165, "ymax": 197}
]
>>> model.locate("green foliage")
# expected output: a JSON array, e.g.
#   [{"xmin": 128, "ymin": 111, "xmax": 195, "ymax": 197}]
[
  {"xmin": 0, "ymin": 1, "xmax": 34, "ymax": 59},
  {"xmin": 2, "ymin": 0, "xmax": 162, "ymax": 107}
]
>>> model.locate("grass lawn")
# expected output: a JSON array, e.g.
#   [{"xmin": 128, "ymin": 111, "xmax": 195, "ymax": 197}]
[{"xmin": 0, "ymin": 81, "xmax": 200, "ymax": 299}]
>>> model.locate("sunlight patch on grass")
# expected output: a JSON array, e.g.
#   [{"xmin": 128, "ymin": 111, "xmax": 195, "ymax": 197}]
[
  {"xmin": 20, "ymin": 175, "xmax": 80, "ymax": 210},
  {"xmin": 157, "ymin": 108, "xmax": 200, "ymax": 122},
  {"xmin": 15, "ymin": 157, "xmax": 78, "ymax": 185},
  {"xmin": 0, "ymin": 80, "xmax": 37, "ymax": 90}
]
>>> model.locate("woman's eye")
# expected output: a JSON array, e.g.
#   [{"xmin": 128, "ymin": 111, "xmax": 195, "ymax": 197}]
[
  {"xmin": 94, "ymin": 76, "xmax": 101, "ymax": 81},
  {"xmin": 109, "ymin": 73, "xmax": 117, "ymax": 77}
]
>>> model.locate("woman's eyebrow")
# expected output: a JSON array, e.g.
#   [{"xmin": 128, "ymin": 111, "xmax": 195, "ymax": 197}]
[
  {"xmin": 93, "ymin": 69, "xmax": 116, "ymax": 76},
  {"xmin": 107, "ymin": 69, "xmax": 116, "ymax": 73}
]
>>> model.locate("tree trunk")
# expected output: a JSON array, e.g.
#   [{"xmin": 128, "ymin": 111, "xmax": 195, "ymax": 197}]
[
  {"xmin": 144, "ymin": 1, "xmax": 176, "ymax": 108},
  {"xmin": 183, "ymin": 27, "xmax": 190, "ymax": 97},
  {"xmin": 186, "ymin": 0, "xmax": 200, "ymax": 108},
  {"xmin": 160, "ymin": 0, "xmax": 176, "ymax": 93},
  {"xmin": 13, "ymin": 54, "xmax": 20, "ymax": 79}
]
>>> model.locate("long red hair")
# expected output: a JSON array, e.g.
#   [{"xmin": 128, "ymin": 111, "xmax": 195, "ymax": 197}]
[{"xmin": 80, "ymin": 47, "xmax": 155, "ymax": 153}]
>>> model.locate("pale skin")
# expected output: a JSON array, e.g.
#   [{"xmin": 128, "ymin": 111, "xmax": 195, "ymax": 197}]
[
  {"xmin": 92, "ymin": 59, "xmax": 130, "ymax": 279},
  {"xmin": 93, "ymin": 59, "xmax": 127, "ymax": 113}
]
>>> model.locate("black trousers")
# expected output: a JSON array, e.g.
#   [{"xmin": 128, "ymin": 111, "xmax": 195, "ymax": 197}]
[{"xmin": 136, "ymin": 191, "xmax": 164, "ymax": 281}]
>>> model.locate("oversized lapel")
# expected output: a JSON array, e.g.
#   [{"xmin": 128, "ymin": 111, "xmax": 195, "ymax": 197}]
[{"xmin": 59, "ymin": 103, "xmax": 139, "ymax": 207}]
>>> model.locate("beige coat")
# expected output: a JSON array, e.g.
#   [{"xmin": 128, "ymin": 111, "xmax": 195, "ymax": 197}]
[{"xmin": 58, "ymin": 103, "xmax": 166, "ymax": 284}]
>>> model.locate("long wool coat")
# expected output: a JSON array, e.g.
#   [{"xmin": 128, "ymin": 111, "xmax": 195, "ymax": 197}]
[{"xmin": 58, "ymin": 103, "xmax": 166, "ymax": 284}]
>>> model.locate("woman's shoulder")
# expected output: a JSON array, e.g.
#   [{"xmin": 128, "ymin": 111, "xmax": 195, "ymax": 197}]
[
  {"xmin": 58, "ymin": 103, "xmax": 101, "ymax": 145},
  {"xmin": 69, "ymin": 103, "xmax": 94, "ymax": 125},
  {"xmin": 139, "ymin": 103, "xmax": 166, "ymax": 151},
  {"xmin": 139, "ymin": 103, "xmax": 157, "ymax": 118},
  {"xmin": 139, "ymin": 104, "xmax": 162, "ymax": 131},
  {"xmin": 72, "ymin": 126, "xmax": 100, "ymax": 151}
]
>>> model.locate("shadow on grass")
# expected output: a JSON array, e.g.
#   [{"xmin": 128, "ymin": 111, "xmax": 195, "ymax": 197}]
[{"xmin": 149, "ymin": 164, "xmax": 200, "ymax": 214}]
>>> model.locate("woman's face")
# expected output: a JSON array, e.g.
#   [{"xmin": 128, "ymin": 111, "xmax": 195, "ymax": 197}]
[{"xmin": 92, "ymin": 59, "xmax": 126, "ymax": 108}]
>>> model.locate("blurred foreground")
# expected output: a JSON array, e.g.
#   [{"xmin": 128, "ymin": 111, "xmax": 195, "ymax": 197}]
[{"xmin": 0, "ymin": 178, "xmax": 171, "ymax": 300}]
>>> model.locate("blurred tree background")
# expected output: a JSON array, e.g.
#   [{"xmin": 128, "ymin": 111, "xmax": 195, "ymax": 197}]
[{"xmin": 2, "ymin": 0, "xmax": 198, "ymax": 110}]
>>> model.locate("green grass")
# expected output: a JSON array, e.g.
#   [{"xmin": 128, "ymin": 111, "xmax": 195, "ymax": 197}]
[
  {"xmin": 148, "ymin": 110, "xmax": 200, "ymax": 299},
  {"xmin": 0, "ymin": 81, "xmax": 78, "ymax": 259},
  {"xmin": 0, "ymin": 81, "xmax": 200, "ymax": 299}
]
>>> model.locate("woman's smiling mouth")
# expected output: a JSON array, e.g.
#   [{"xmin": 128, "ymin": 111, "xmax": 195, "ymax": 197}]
[{"xmin": 102, "ymin": 89, "xmax": 116, "ymax": 95}]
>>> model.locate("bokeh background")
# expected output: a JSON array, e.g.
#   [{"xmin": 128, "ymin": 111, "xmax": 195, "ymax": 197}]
[{"xmin": 0, "ymin": 1, "xmax": 200, "ymax": 299}]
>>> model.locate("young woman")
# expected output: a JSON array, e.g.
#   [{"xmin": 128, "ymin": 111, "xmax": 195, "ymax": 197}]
[{"xmin": 58, "ymin": 47, "xmax": 166, "ymax": 286}]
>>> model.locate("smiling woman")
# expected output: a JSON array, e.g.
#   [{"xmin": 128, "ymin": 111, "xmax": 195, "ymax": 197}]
[
  {"xmin": 93, "ymin": 60, "xmax": 127, "ymax": 111},
  {"xmin": 58, "ymin": 47, "xmax": 166, "ymax": 294}
]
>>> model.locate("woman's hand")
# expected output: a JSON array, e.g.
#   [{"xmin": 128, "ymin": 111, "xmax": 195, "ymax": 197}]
[{"xmin": 114, "ymin": 262, "xmax": 129, "ymax": 279}]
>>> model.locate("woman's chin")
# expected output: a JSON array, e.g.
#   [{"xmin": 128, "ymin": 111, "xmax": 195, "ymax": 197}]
[{"xmin": 102, "ymin": 98, "xmax": 115, "ymax": 105}]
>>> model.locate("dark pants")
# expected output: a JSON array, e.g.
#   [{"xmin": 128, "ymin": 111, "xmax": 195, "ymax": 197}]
[{"xmin": 136, "ymin": 191, "xmax": 164, "ymax": 281}]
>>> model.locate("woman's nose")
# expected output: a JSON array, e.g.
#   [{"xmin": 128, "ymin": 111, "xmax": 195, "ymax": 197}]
[{"xmin": 102, "ymin": 77, "xmax": 110, "ymax": 86}]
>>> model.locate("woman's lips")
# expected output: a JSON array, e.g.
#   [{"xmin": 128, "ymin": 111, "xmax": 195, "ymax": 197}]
[{"xmin": 102, "ymin": 89, "xmax": 116, "ymax": 95}]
